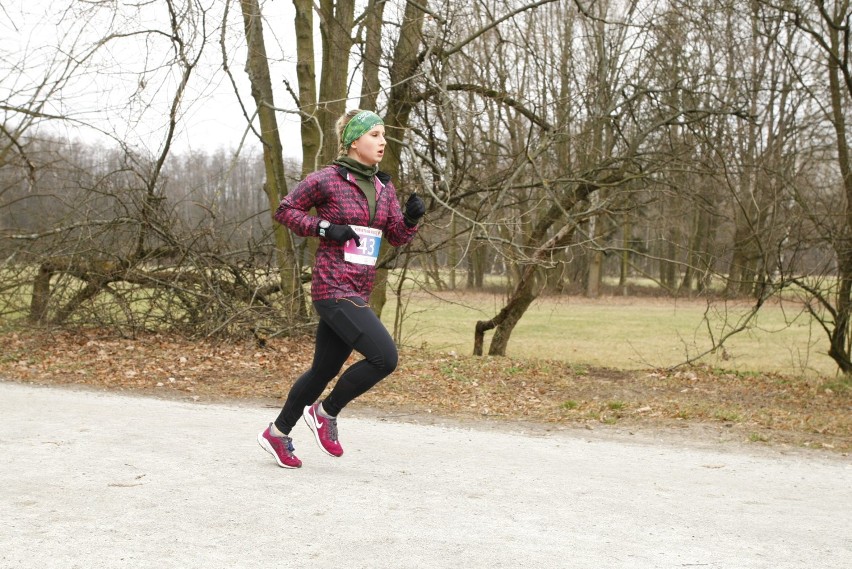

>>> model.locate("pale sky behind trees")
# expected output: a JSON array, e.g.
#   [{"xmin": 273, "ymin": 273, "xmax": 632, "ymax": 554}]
[{"xmin": 3, "ymin": 0, "xmax": 311, "ymax": 157}]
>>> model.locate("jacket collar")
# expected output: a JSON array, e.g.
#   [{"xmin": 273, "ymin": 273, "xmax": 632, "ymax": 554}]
[{"xmin": 333, "ymin": 163, "xmax": 391, "ymax": 185}]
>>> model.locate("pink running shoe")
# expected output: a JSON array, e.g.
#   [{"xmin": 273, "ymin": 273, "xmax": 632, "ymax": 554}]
[
  {"xmin": 257, "ymin": 423, "xmax": 302, "ymax": 468},
  {"xmin": 303, "ymin": 403, "xmax": 343, "ymax": 457}
]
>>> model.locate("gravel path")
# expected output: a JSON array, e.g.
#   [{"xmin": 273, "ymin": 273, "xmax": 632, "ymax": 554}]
[{"xmin": 1, "ymin": 381, "xmax": 850, "ymax": 568}]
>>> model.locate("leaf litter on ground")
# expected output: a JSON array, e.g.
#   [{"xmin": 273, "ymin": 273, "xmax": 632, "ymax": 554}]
[{"xmin": 1, "ymin": 328, "xmax": 849, "ymax": 454}]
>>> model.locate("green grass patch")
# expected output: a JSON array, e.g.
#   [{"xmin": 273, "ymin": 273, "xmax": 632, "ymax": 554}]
[
  {"xmin": 713, "ymin": 409, "xmax": 743, "ymax": 422},
  {"xmin": 382, "ymin": 288, "xmax": 836, "ymax": 378},
  {"xmin": 822, "ymin": 378, "xmax": 852, "ymax": 393}
]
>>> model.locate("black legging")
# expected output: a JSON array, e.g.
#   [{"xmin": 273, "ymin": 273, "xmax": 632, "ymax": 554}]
[{"xmin": 274, "ymin": 297, "xmax": 398, "ymax": 434}]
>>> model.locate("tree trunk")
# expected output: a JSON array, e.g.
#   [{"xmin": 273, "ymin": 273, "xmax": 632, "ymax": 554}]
[
  {"xmin": 369, "ymin": 0, "xmax": 425, "ymax": 316},
  {"xmin": 466, "ymin": 241, "xmax": 486, "ymax": 289},
  {"xmin": 724, "ymin": 213, "xmax": 759, "ymax": 297},
  {"xmin": 679, "ymin": 207, "xmax": 701, "ymax": 293},
  {"xmin": 476, "ymin": 221, "xmax": 576, "ymax": 356},
  {"xmin": 619, "ymin": 213, "xmax": 630, "ymax": 295},
  {"xmin": 239, "ymin": 0, "xmax": 302, "ymax": 317},
  {"xmin": 586, "ymin": 249, "xmax": 602, "ymax": 298},
  {"xmin": 474, "ymin": 265, "xmax": 538, "ymax": 356},
  {"xmin": 29, "ymin": 264, "xmax": 54, "ymax": 323},
  {"xmin": 826, "ymin": 22, "xmax": 852, "ymax": 373},
  {"xmin": 662, "ymin": 226, "xmax": 677, "ymax": 290},
  {"xmin": 449, "ymin": 214, "xmax": 458, "ymax": 289},
  {"xmin": 358, "ymin": 0, "xmax": 386, "ymax": 110},
  {"xmin": 292, "ymin": 0, "xmax": 320, "ymax": 177},
  {"xmin": 317, "ymin": 0, "xmax": 356, "ymax": 165}
]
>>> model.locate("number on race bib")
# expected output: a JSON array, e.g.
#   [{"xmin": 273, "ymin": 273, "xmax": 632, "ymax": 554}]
[
  {"xmin": 357, "ymin": 237, "xmax": 376, "ymax": 256},
  {"xmin": 343, "ymin": 226, "xmax": 383, "ymax": 266}
]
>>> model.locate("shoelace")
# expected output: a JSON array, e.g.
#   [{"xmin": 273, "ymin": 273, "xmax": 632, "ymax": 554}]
[
  {"xmin": 326, "ymin": 416, "xmax": 339, "ymax": 442},
  {"xmin": 274, "ymin": 433, "xmax": 296, "ymax": 455}
]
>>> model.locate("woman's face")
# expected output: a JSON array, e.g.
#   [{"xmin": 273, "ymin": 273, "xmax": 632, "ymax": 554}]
[{"xmin": 349, "ymin": 125, "xmax": 386, "ymax": 166}]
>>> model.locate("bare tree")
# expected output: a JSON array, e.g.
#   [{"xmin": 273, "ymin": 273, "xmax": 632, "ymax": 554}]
[
  {"xmin": 236, "ymin": 0, "xmax": 302, "ymax": 315},
  {"xmin": 757, "ymin": 0, "xmax": 852, "ymax": 373}
]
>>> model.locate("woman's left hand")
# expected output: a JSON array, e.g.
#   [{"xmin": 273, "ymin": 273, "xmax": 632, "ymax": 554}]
[{"xmin": 404, "ymin": 193, "xmax": 426, "ymax": 227}]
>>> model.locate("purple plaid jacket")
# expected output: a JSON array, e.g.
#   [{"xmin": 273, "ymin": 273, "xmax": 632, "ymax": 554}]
[{"xmin": 274, "ymin": 164, "xmax": 418, "ymax": 301}]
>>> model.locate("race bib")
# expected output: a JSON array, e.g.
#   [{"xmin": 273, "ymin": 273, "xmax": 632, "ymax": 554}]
[{"xmin": 343, "ymin": 225, "xmax": 383, "ymax": 266}]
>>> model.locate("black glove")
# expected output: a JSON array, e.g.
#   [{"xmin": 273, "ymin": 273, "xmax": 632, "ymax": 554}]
[
  {"xmin": 404, "ymin": 193, "xmax": 426, "ymax": 227},
  {"xmin": 325, "ymin": 223, "xmax": 361, "ymax": 247}
]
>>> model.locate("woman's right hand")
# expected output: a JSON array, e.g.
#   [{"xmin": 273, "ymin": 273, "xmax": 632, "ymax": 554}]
[{"xmin": 325, "ymin": 224, "xmax": 361, "ymax": 246}]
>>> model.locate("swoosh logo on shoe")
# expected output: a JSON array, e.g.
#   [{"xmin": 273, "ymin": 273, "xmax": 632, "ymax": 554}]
[{"xmin": 315, "ymin": 416, "xmax": 324, "ymax": 429}]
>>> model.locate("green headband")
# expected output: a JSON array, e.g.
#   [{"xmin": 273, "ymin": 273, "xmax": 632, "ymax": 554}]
[{"xmin": 342, "ymin": 111, "xmax": 384, "ymax": 148}]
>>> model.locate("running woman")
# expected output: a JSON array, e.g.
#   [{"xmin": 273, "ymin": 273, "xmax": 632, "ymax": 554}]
[{"xmin": 257, "ymin": 109, "xmax": 426, "ymax": 468}]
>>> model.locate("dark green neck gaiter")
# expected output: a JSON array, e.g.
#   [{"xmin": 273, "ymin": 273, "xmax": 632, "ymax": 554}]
[{"xmin": 334, "ymin": 156, "xmax": 378, "ymax": 224}]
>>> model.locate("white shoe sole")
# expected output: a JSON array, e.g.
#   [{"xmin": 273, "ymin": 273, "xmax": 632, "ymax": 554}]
[
  {"xmin": 257, "ymin": 431, "xmax": 300, "ymax": 468},
  {"xmin": 303, "ymin": 407, "xmax": 342, "ymax": 457}
]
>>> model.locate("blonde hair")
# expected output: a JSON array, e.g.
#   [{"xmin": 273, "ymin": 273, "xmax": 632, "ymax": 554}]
[{"xmin": 336, "ymin": 109, "xmax": 366, "ymax": 157}]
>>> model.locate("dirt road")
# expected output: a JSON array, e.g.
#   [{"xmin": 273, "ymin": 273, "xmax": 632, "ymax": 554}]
[{"xmin": 1, "ymin": 381, "xmax": 849, "ymax": 568}]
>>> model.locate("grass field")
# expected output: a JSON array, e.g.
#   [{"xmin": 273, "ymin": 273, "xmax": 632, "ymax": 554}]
[{"xmin": 381, "ymin": 290, "xmax": 836, "ymax": 378}]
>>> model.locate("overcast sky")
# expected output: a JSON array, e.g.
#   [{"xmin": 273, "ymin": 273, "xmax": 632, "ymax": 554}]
[{"xmin": 3, "ymin": 0, "xmax": 310, "ymax": 157}]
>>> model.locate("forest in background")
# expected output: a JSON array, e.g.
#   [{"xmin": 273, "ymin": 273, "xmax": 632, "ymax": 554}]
[{"xmin": 3, "ymin": 0, "xmax": 852, "ymax": 375}]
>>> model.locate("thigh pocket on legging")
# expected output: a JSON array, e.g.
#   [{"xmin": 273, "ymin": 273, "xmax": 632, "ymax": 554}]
[{"xmin": 329, "ymin": 307, "xmax": 364, "ymax": 345}]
